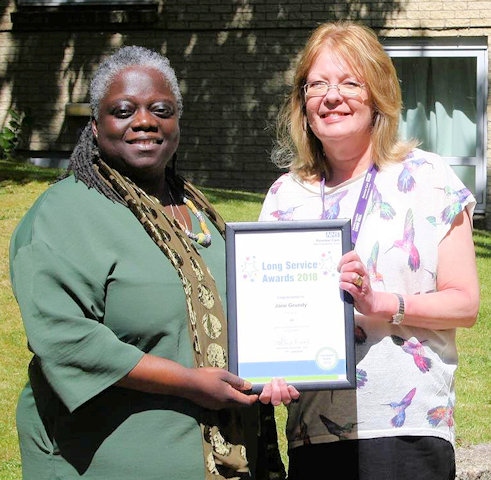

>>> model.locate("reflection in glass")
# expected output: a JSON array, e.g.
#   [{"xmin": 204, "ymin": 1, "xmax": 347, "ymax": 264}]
[{"xmin": 394, "ymin": 57, "xmax": 477, "ymax": 157}]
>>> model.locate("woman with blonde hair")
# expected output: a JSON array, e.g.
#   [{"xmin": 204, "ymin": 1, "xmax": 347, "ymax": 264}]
[{"xmin": 259, "ymin": 21, "xmax": 479, "ymax": 480}]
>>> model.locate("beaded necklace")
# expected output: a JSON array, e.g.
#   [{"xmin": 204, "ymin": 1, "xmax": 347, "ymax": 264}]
[
  {"xmin": 169, "ymin": 189, "xmax": 212, "ymax": 247},
  {"xmin": 183, "ymin": 197, "xmax": 212, "ymax": 246}
]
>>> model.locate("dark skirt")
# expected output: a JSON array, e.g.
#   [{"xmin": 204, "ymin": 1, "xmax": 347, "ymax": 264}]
[{"xmin": 287, "ymin": 436, "xmax": 455, "ymax": 480}]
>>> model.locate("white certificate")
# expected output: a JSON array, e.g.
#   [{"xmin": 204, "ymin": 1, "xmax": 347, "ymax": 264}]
[{"xmin": 226, "ymin": 219, "xmax": 356, "ymax": 392}]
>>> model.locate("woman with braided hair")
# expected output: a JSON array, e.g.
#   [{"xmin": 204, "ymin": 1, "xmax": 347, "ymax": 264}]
[{"xmin": 9, "ymin": 46, "xmax": 298, "ymax": 480}]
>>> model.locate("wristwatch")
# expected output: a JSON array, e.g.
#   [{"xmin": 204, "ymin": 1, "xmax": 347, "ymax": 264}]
[{"xmin": 390, "ymin": 294, "xmax": 405, "ymax": 325}]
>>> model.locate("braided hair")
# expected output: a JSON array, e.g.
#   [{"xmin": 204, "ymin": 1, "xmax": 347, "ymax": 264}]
[
  {"xmin": 60, "ymin": 46, "xmax": 184, "ymax": 204},
  {"xmin": 60, "ymin": 122, "xmax": 125, "ymax": 203}
]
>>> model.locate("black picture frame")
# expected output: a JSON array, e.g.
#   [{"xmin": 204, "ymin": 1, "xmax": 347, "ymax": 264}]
[{"xmin": 225, "ymin": 219, "xmax": 356, "ymax": 393}]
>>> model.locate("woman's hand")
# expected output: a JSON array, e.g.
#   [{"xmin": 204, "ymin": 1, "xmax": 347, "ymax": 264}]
[
  {"xmin": 180, "ymin": 367, "xmax": 259, "ymax": 410},
  {"xmin": 258, "ymin": 377, "xmax": 300, "ymax": 406},
  {"xmin": 338, "ymin": 249, "xmax": 378, "ymax": 317},
  {"xmin": 337, "ymin": 250, "xmax": 399, "ymax": 322},
  {"xmin": 116, "ymin": 355, "xmax": 259, "ymax": 410},
  {"xmin": 337, "ymin": 209, "xmax": 479, "ymax": 329},
  {"xmin": 118, "ymin": 356, "xmax": 300, "ymax": 410}
]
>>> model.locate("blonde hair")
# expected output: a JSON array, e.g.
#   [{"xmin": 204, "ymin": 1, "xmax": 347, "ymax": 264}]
[{"xmin": 272, "ymin": 21, "xmax": 417, "ymax": 181}]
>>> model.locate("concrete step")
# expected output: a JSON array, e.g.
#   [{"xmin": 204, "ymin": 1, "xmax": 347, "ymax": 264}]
[{"xmin": 456, "ymin": 444, "xmax": 491, "ymax": 480}]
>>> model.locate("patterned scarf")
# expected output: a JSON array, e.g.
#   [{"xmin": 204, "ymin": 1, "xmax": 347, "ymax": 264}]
[{"xmin": 94, "ymin": 159, "xmax": 285, "ymax": 480}]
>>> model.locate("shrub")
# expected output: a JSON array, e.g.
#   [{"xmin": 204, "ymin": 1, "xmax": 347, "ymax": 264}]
[{"xmin": 0, "ymin": 109, "xmax": 28, "ymax": 160}]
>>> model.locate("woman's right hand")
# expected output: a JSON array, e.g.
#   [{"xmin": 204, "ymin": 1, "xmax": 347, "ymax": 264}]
[{"xmin": 258, "ymin": 377, "xmax": 300, "ymax": 406}]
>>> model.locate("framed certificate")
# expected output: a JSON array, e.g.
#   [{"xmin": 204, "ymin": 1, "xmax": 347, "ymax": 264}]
[{"xmin": 226, "ymin": 219, "xmax": 356, "ymax": 393}]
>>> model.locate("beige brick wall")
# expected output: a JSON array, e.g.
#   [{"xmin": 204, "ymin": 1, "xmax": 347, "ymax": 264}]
[{"xmin": 0, "ymin": 0, "xmax": 490, "ymax": 219}]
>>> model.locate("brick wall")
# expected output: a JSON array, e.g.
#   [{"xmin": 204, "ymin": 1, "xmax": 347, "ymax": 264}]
[{"xmin": 1, "ymin": 0, "xmax": 491, "ymax": 205}]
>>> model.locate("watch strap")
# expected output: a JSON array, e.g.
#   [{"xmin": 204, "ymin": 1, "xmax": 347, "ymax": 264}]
[{"xmin": 390, "ymin": 293, "xmax": 405, "ymax": 325}]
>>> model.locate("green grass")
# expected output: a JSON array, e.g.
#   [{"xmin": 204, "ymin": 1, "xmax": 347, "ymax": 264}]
[{"xmin": 1, "ymin": 159, "xmax": 490, "ymax": 478}]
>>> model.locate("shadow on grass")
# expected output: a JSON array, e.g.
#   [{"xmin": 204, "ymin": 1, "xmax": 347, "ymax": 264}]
[
  {"xmin": 0, "ymin": 159, "xmax": 64, "ymax": 185},
  {"xmin": 200, "ymin": 186, "xmax": 264, "ymax": 204},
  {"xmin": 0, "ymin": 159, "xmax": 264, "ymax": 204},
  {"xmin": 3, "ymin": 159, "xmax": 489, "ymax": 255},
  {"xmin": 473, "ymin": 229, "xmax": 491, "ymax": 260}
]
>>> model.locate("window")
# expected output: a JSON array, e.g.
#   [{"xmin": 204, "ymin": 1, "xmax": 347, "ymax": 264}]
[
  {"xmin": 384, "ymin": 38, "xmax": 488, "ymax": 213},
  {"xmin": 13, "ymin": 0, "xmax": 158, "ymax": 27},
  {"xmin": 17, "ymin": 0, "xmax": 155, "ymax": 5}
]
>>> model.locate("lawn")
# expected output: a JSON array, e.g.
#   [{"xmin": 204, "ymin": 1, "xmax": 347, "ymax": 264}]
[{"xmin": 1, "ymin": 160, "xmax": 490, "ymax": 479}]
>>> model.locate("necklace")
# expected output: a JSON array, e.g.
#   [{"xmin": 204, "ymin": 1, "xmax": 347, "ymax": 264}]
[
  {"xmin": 168, "ymin": 188, "xmax": 212, "ymax": 247},
  {"xmin": 92, "ymin": 159, "xmax": 256, "ymax": 478}
]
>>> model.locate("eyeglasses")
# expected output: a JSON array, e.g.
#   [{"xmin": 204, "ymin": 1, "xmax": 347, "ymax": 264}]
[{"xmin": 303, "ymin": 80, "xmax": 365, "ymax": 98}]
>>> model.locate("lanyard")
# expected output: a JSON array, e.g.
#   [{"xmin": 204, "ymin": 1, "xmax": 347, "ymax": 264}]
[{"xmin": 320, "ymin": 163, "xmax": 378, "ymax": 247}]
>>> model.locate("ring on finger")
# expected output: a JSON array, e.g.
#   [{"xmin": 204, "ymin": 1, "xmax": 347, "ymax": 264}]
[{"xmin": 353, "ymin": 274, "xmax": 363, "ymax": 288}]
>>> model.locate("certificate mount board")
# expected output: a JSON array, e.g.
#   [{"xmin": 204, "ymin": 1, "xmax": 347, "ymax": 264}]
[{"xmin": 226, "ymin": 219, "xmax": 356, "ymax": 393}]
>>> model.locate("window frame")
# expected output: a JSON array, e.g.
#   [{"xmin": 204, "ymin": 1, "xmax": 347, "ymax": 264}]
[
  {"xmin": 16, "ymin": 0, "xmax": 156, "ymax": 5},
  {"xmin": 383, "ymin": 37, "xmax": 488, "ymax": 214}
]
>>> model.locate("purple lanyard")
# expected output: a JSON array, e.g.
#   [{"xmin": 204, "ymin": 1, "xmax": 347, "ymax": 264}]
[{"xmin": 321, "ymin": 163, "xmax": 378, "ymax": 247}]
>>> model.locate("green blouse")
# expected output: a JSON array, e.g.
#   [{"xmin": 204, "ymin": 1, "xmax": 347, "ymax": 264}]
[{"xmin": 10, "ymin": 175, "xmax": 236, "ymax": 479}]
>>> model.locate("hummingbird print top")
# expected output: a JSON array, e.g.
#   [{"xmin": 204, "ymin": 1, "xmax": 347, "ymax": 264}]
[{"xmin": 258, "ymin": 148, "xmax": 476, "ymax": 449}]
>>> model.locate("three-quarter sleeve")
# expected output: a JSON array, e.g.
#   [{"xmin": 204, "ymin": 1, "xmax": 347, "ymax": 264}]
[{"xmin": 10, "ymin": 180, "xmax": 147, "ymax": 412}]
